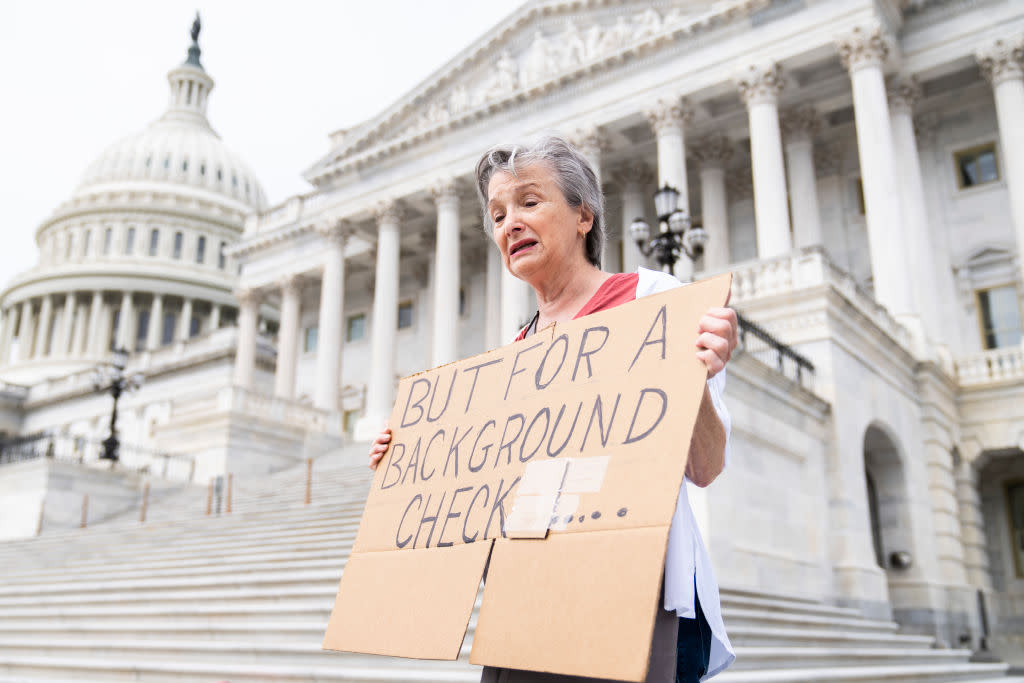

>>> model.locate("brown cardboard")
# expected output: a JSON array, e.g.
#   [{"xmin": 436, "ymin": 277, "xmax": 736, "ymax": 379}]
[{"xmin": 324, "ymin": 273, "xmax": 732, "ymax": 680}]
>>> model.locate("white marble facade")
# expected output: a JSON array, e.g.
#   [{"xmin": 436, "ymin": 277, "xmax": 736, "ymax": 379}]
[{"xmin": 2, "ymin": 0, "xmax": 1024, "ymax": 666}]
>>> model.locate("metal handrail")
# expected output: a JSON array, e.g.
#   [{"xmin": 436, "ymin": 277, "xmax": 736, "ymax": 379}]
[
  {"xmin": 737, "ymin": 313, "xmax": 815, "ymax": 384},
  {"xmin": 0, "ymin": 432, "xmax": 195, "ymax": 481}
]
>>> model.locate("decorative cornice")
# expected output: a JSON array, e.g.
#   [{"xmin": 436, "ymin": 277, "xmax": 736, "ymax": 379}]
[
  {"xmin": 305, "ymin": 0, "xmax": 772, "ymax": 184},
  {"xmin": 886, "ymin": 75, "xmax": 922, "ymax": 116},
  {"xmin": 692, "ymin": 136, "xmax": 734, "ymax": 169},
  {"xmin": 736, "ymin": 63, "xmax": 785, "ymax": 108},
  {"xmin": 780, "ymin": 106, "xmax": 821, "ymax": 143},
  {"xmin": 976, "ymin": 35, "xmax": 1024, "ymax": 87},
  {"xmin": 646, "ymin": 98, "xmax": 692, "ymax": 136},
  {"xmin": 836, "ymin": 22, "xmax": 893, "ymax": 74}
]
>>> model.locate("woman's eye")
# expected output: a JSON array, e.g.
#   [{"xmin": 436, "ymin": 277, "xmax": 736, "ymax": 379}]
[{"xmin": 493, "ymin": 214, "xmax": 505, "ymax": 223}]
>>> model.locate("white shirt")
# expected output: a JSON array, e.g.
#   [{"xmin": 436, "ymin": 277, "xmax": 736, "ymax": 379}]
[{"xmin": 637, "ymin": 267, "xmax": 736, "ymax": 681}]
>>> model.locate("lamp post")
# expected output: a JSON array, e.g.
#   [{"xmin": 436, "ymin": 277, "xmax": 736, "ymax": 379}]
[
  {"xmin": 628, "ymin": 184, "xmax": 708, "ymax": 279},
  {"xmin": 91, "ymin": 347, "xmax": 143, "ymax": 464}
]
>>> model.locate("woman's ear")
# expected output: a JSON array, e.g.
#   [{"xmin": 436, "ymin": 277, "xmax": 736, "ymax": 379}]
[{"xmin": 577, "ymin": 204, "xmax": 595, "ymax": 237}]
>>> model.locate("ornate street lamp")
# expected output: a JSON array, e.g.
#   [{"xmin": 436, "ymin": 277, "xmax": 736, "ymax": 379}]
[
  {"xmin": 629, "ymin": 184, "xmax": 709, "ymax": 277},
  {"xmin": 91, "ymin": 347, "xmax": 143, "ymax": 463}
]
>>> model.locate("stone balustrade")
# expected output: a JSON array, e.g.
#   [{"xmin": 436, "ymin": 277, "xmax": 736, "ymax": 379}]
[
  {"xmin": 215, "ymin": 385, "xmax": 340, "ymax": 436},
  {"xmin": 719, "ymin": 246, "xmax": 914, "ymax": 350},
  {"xmin": 956, "ymin": 345, "xmax": 1024, "ymax": 386}
]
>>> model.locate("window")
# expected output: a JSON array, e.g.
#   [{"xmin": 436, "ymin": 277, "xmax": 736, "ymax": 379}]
[
  {"xmin": 136, "ymin": 310, "xmax": 150, "ymax": 351},
  {"xmin": 65, "ymin": 234, "xmax": 74, "ymax": 260},
  {"xmin": 125, "ymin": 227, "xmax": 135, "ymax": 254},
  {"xmin": 83, "ymin": 229, "xmax": 92, "ymax": 257},
  {"xmin": 956, "ymin": 143, "xmax": 999, "ymax": 189},
  {"xmin": 977, "ymin": 285, "xmax": 1023, "ymax": 349},
  {"xmin": 110, "ymin": 310, "xmax": 120, "ymax": 351},
  {"xmin": 163, "ymin": 157, "xmax": 170, "ymax": 170},
  {"xmin": 172, "ymin": 231, "xmax": 183, "ymax": 259},
  {"xmin": 189, "ymin": 315, "xmax": 200, "ymax": 338},
  {"xmin": 149, "ymin": 229, "xmax": 159, "ymax": 256},
  {"xmin": 217, "ymin": 168, "xmax": 223, "ymax": 181},
  {"xmin": 397, "ymin": 301, "xmax": 413, "ymax": 329},
  {"xmin": 218, "ymin": 241, "xmax": 227, "ymax": 269},
  {"xmin": 196, "ymin": 236, "xmax": 206, "ymax": 264},
  {"xmin": 182, "ymin": 159, "xmax": 189, "ymax": 172},
  {"xmin": 459, "ymin": 288, "xmax": 467, "ymax": 317},
  {"xmin": 1007, "ymin": 481, "xmax": 1024, "ymax": 578},
  {"xmin": 304, "ymin": 325, "xmax": 318, "ymax": 353},
  {"xmin": 200, "ymin": 163, "xmax": 206, "ymax": 176},
  {"xmin": 103, "ymin": 228, "xmax": 113, "ymax": 255},
  {"xmin": 161, "ymin": 312, "xmax": 176, "ymax": 346},
  {"xmin": 346, "ymin": 313, "xmax": 366, "ymax": 342}
]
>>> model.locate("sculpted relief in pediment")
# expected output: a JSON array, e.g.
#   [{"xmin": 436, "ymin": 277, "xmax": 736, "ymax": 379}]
[{"xmin": 398, "ymin": 5, "xmax": 708, "ymax": 138}]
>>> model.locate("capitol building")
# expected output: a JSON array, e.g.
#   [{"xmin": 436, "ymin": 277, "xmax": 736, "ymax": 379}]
[{"xmin": 0, "ymin": 1, "xmax": 1022, "ymax": 681}]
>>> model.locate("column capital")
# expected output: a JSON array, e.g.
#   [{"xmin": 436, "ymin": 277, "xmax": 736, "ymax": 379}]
[
  {"xmin": 645, "ymin": 98, "xmax": 692, "ymax": 136},
  {"xmin": 736, "ymin": 62, "xmax": 785, "ymax": 107},
  {"xmin": 316, "ymin": 218, "xmax": 350, "ymax": 245},
  {"xmin": 813, "ymin": 141, "xmax": 843, "ymax": 178},
  {"xmin": 568, "ymin": 124, "xmax": 610, "ymax": 156},
  {"xmin": 836, "ymin": 22, "xmax": 893, "ymax": 74},
  {"xmin": 886, "ymin": 75, "xmax": 922, "ymax": 116},
  {"xmin": 429, "ymin": 176, "xmax": 461, "ymax": 206},
  {"xmin": 278, "ymin": 273, "xmax": 304, "ymax": 296},
  {"xmin": 610, "ymin": 161, "xmax": 654, "ymax": 190},
  {"xmin": 691, "ymin": 135, "xmax": 734, "ymax": 169},
  {"xmin": 976, "ymin": 35, "xmax": 1024, "ymax": 86},
  {"xmin": 234, "ymin": 287, "xmax": 263, "ymax": 307},
  {"xmin": 374, "ymin": 200, "xmax": 404, "ymax": 226},
  {"xmin": 780, "ymin": 106, "xmax": 821, "ymax": 143}
]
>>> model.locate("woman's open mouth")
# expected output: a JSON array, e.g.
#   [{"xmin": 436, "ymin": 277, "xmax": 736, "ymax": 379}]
[{"xmin": 509, "ymin": 240, "xmax": 538, "ymax": 256}]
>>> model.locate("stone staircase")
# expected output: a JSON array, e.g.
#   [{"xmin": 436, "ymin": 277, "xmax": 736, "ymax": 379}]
[{"xmin": 0, "ymin": 449, "xmax": 1016, "ymax": 683}]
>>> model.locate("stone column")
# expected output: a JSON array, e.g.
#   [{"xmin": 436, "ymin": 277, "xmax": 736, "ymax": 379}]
[
  {"xmin": 146, "ymin": 294, "xmax": 164, "ymax": 351},
  {"xmin": 56, "ymin": 294, "xmax": 75, "ymax": 358},
  {"xmin": 781, "ymin": 106, "xmax": 823, "ymax": 248},
  {"xmin": 0, "ymin": 307, "xmax": 18, "ymax": 365},
  {"xmin": 274, "ymin": 275, "xmax": 302, "ymax": 400},
  {"xmin": 693, "ymin": 137, "xmax": 733, "ymax": 271},
  {"xmin": 86, "ymin": 292, "xmax": 103, "ymax": 356},
  {"xmin": 176, "ymin": 298, "xmax": 194, "ymax": 342},
  {"xmin": 571, "ymin": 124, "xmax": 605, "ymax": 186},
  {"xmin": 485, "ymin": 246, "xmax": 502, "ymax": 350},
  {"xmin": 613, "ymin": 162, "xmax": 654, "ymax": 275},
  {"xmin": 115, "ymin": 292, "xmax": 134, "ymax": 350},
  {"xmin": 209, "ymin": 304, "xmax": 221, "ymax": 332},
  {"xmin": 977, "ymin": 35, "xmax": 1024, "ymax": 287},
  {"xmin": 361, "ymin": 202, "xmax": 402, "ymax": 437},
  {"xmin": 888, "ymin": 77, "xmax": 945, "ymax": 344},
  {"xmin": 17, "ymin": 301, "xmax": 35, "ymax": 363},
  {"xmin": 431, "ymin": 178, "xmax": 461, "ymax": 367},
  {"xmin": 72, "ymin": 299, "xmax": 89, "ymax": 356},
  {"xmin": 837, "ymin": 24, "xmax": 914, "ymax": 319},
  {"xmin": 647, "ymin": 99, "xmax": 693, "ymax": 280},
  {"xmin": 736, "ymin": 62, "xmax": 793, "ymax": 258},
  {"xmin": 233, "ymin": 288, "xmax": 261, "ymax": 389},
  {"xmin": 32, "ymin": 295, "xmax": 53, "ymax": 358},
  {"xmin": 314, "ymin": 223, "xmax": 346, "ymax": 412},
  {"xmin": 501, "ymin": 269, "xmax": 533, "ymax": 342}
]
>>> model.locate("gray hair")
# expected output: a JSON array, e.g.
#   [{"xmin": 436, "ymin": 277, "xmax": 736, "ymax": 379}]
[{"xmin": 475, "ymin": 135, "xmax": 605, "ymax": 267}]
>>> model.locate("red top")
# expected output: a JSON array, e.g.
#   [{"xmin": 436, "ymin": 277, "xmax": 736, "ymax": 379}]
[{"xmin": 514, "ymin": 272, "xmax": 639, "ymax": 341}]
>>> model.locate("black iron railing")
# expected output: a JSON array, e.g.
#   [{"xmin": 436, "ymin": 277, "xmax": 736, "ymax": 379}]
[
  {"xmin": 737, "ymin": 313, "xmax": 815, "ymax": 385},
  {"xmin": 0, "ymin": 432, "xmax": 195, "ymax": 481}
]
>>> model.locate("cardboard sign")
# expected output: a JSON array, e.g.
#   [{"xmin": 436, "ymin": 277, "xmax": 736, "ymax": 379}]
[{"xmin": 324, "ymin": 273, "xmax": 731, "ymax": 682}]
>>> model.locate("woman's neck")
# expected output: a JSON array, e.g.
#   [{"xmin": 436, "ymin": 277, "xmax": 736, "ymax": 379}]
[{"xmin": 532, "ymin": 263, "xmax": 611, "ymax": 329}]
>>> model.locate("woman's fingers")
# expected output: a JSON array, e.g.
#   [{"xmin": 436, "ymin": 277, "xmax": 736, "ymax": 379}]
[
  {"xmin": 368, "ymin": 426, "xmax": 392, "ymax": 470},
  {"xmin": 696, "ymin": 307, "xmax": 738, "ymax": 378}
]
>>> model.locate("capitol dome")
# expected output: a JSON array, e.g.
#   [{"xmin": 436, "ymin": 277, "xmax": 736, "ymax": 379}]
[
  {"xmin": 74, "ymin": 40, "xmax": 266, "ymax": 211},
  {"xmin": 0, "ymin": 18, "xmax": 263, "ymax": 386}
]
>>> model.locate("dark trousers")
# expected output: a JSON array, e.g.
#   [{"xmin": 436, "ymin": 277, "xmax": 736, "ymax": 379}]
[{"xmin": 675, "ymin": 589, "xmax": 712, "ymax": 683}]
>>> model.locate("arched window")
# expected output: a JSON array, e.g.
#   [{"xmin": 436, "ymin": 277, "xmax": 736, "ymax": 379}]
[{"xmin": 149, "ymin": 229, "xmax": 160, "ymax": 256}]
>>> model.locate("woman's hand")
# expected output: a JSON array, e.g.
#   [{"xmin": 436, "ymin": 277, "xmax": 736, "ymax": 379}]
[
  {"xmin": 368, "ymin": 426, "xmax": 392, "ymax": 471},
  {"xmin": 696, "ymin": 306, "xmax": 739, "ymax": 379}
]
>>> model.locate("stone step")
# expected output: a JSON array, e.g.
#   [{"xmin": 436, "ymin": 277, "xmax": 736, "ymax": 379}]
[
  {"xmin": 714, "ymin": 663, "xmax": 1011, "ymax": 683},
  {"xmin": 718, "ymin": 593, "xmax": 863, "ymax": 619},
  {"xmin": 722, "ymin": 606, "xmax": 900, "ymax": 632},
  {"xmin": 728, "ymin": 647, "xmax": 973, "ymax": 670},
  {"xmin": 727, "ymin": 624, "xmax": 937, "ymax": 649}
]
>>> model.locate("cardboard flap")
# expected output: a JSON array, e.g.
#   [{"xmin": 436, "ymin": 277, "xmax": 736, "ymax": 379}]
[
  {"xmin": 323, "ymin": 540, "xmax": 492, "ymax": 660},
  {"xmin": 470, "ymin": 527, "xmax": 669, "ymax": 682}
]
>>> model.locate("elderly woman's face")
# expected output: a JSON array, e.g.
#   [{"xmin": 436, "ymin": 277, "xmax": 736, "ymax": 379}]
[{"xmin": 487, "ymin": 164, "xmax": 593, "ymax": 283}]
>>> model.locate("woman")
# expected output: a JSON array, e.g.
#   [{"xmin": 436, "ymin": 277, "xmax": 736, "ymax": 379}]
[{"xmin": 370, "ymin": 136, "xmax": 738, "ymax": 683}]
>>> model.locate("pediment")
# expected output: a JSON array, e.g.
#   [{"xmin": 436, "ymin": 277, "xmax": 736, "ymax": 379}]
[{"xmin": 305, "ymin": 0, "xmax": 770, "ymax": 185}]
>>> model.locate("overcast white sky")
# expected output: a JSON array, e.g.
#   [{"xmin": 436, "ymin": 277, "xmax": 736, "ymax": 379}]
[{"xmin": 2, "ymin": 1, "xmax": 528, "ymax": 289}]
